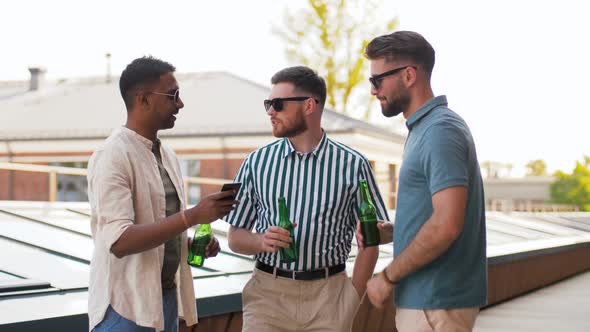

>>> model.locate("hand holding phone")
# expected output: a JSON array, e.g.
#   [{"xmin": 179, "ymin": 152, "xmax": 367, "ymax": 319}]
[{"xmin": 220, "ymin": 182, "xmax": 242, "ymax": 200}]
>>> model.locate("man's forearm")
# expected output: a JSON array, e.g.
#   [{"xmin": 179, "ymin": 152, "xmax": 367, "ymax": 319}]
[
  {"xmin": 111, "ymin": 213, "xmax": 187, "ymax": 258},
  {"xmin": 385, "ymin": 215, "xmax": 458, "ymax": 283},
  {"xmin": 228, "ymin": 226, "xmax": 263, "ymax": 255},
  {"xmin": 352, "ymin": 246, "xmax": 379, "ymax": 295}
]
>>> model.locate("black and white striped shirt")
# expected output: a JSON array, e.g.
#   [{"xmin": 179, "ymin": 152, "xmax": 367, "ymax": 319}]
[{"xmin": 225, "ymin": 131, "xmax": 389, "ymax": 271}]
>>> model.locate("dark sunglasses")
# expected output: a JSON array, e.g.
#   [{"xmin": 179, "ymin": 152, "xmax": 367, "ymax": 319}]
[
  {"xmin": 369, "ymin": 66, "xmax": 416, "ymax": 90},
  {"xmin": 263, "ymin": 96, "xmax": 318, "ymax": 112},
  {"xmin": 150, "ymin": 89, "xmax": 180, "ymax": 104}
]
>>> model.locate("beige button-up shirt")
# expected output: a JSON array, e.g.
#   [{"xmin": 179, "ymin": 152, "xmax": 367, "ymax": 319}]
[{"xmin": 87, "ymin": 127, "xmax": 197, "ymax": 331}]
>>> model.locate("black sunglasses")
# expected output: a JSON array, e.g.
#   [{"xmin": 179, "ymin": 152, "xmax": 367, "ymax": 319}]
[
  {"xmin": 369, "ymin": 66, "xmax": 416, "ymax": 90},
  {"xmin": 150, "ymin": 89, "xmax": 180, "ymax": 104},
  {"xmin": 263, "ymin": 96, "xmax": 318, "ymax": 112}
]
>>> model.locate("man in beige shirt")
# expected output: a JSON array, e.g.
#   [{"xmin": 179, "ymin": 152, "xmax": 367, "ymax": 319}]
[{"xmin": 87, "ymin": 56, "xmax": 237, "ymax": 332}]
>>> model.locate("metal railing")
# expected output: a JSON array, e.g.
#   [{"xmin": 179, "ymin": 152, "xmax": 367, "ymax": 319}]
[
  {"xmin": 486, "ymin": 198, "xmax": 579, "ymax": 212},
  {"xmin": 0, "ymin": 162, "xmax": 231, "ymax": 203}
]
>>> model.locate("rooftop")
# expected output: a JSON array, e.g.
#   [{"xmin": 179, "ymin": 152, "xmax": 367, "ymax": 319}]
[
  {"xmin": 2, "ymin": 201, "xmax": 590, "ymax": 330},
  {"xmin": 475, "ymin": 269, "xmax": 590, "ymax": 331},
  {"xmin": 0, "ymin": 72, "xmax": 405, "ymax": 143}
]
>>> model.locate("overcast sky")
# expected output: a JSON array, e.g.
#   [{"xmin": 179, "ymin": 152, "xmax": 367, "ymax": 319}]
[{"xmin": 2, "ymin": 0, "xmax": 588, "ymax": 176}]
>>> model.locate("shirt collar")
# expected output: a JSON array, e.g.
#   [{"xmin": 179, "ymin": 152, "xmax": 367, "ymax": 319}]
[
  {"xmin": 406, "ymin": 95, "xmax": 448, "ymax": 130},
  {"xmin": 281, "ymin": 130, "xmax": 328, "ymax": 158},
  {"xmin": 120, "ymin": 126, "xmax": 158, "ymax": 150}
]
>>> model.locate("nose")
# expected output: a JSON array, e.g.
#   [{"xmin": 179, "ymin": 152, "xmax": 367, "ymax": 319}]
[
  {"xmin": 176, "ymin": 97, "xmax": 184, "ymax": 108},
  {"xmin": 370, "ymin": 84, "xmax": 379, "ymax": 96}
]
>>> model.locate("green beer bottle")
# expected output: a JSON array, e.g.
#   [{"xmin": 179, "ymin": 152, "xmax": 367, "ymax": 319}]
[
  {"xmin": 187, "ymin": 224, "xmax": 212, "ymax": 267},
  {"xmin": 358, "ymin": 180, "xmax": 380, "ymax": 247},
  {"xmin": 278, "ymin": 197, "xmax": 298, "ymax": 263}
]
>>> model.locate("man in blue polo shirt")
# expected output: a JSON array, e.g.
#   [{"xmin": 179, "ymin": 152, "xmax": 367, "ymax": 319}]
[{"xmin": 361, "ymin": 31, "xmax": 487, "ymax": 331}]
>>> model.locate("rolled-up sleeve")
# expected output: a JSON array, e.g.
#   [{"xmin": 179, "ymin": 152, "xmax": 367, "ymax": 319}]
[{"xmin": 88, "ymin": 150, "xmax": 135, "ymax": 250}]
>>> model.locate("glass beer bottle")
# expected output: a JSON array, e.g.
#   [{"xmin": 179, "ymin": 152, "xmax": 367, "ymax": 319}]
[
  {"xmin": 358, "ymin": 180, "xmax": 380, "ymax": 247},
  {"xmin": 278, "ymin": 197, "xmax": 298, "ymax": 263},
  {"xmin": 187, "ymin": 224, "xmax": 212, "ymax": 267}
]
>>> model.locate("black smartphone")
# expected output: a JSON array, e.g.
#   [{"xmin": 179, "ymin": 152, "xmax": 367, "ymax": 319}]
[{"xmin": 220, "ymin": 182, "xmax": 242, "ymax": 200}]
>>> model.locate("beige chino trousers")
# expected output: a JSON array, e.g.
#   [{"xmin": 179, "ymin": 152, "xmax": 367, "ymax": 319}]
[
  {"xmin": 395, "ymin": 307, "xmax": 479, "ymax": 332},
  {"xmin": 241, "ymin": 268, "xmax": 361, "ymax": 332}
]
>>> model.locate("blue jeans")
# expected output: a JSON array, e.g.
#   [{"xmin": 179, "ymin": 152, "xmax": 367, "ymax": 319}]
[{"xmin": 92, "ymin": 288, "xmax": 179, "ymax": 332}]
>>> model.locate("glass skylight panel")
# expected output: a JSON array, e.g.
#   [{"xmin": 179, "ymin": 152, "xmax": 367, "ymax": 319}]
[
  {"xmin": 487, "ymin": 212, "xmax": 583, "ymax": 236},
  {"xmin": 486, "ymin": 220, "xmax": 551, "ymax": 240},
  {"xmin": 530, "ymin": 215, "xmax": 590, "ymax": 232},
  {"xmin": 0, "ymin": 271, "xmax": 22, "ymax": 282},
  {"xmin": 214, "ymin": 237, "xmax": 254, "ymax": 260},
  {"xmin": 0, "ymin": 238, "xmax": 89, "ymax": 289},
  {"xmin": 486, "ymin": 230, "xmax": 523, "ymax": 244},
  {"xmin": 193, "ymin": 274, "xmax": 251, "ymax": 299},
  {"xmin": 190, "ymin": 266, "xmax": 220, "ymax": 278},
  {"xmin": 197, "ymin": 252, "xmax": 254, "ymax": 273},
  {"xmin": 1, "ymin": 206, "xmax": 91, "ymax": 235},
  {"xmin": 0, "ymin": 212, "xmax": 92, "ymax": 262}
]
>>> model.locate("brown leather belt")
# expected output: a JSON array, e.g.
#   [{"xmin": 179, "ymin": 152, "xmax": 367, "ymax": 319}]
[{"xmin": 255, "ymin": 261, "xmax": 345, "ymax": 280}]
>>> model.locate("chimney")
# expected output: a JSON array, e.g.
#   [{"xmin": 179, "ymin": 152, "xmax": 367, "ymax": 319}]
[
  {"xmin": 105, "ymin": 52, "xmax": 112, "ymax": 83},
  {"xmin": 28, "ymin": 67, "xmax": 46, "ymax": 91}
]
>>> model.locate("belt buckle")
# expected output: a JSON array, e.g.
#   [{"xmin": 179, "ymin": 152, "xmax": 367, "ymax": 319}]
[
  {"xmin": 292, "ymin": 270, "xmax": 297, "ymax": 280},
  {"xmin": 324, "ymin": 267, "xmax": 329, "ymax": 279}
]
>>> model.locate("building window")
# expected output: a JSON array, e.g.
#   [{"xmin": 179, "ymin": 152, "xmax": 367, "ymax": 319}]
[
  {"xmin": 180, "ymin": 160, "xmax": 201, "ymax": 205},
  {"xmin": 49, "ymin": 162, "xmax": 88, "ymax": 202}
]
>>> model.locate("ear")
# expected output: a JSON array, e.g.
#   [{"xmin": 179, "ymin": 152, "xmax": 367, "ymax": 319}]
[
  {"xmin": 304, "ymin": 98, "xmax": 317, "ymax": 116},
  {"xmin": 404, "ymin": 67, "xmax": 418, "ymax": 87},
  {"xmin": 136, "ymin": 89, "xmax": 150, "ymax": 110}
]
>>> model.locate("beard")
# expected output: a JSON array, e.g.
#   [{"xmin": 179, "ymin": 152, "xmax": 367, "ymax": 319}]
[
  {"xmin": 381, "ymin": 82, "xmax": 411, "ymax": 118},
  {"xmin": 273, "ymin": 108, "xmax": 308, "ymax": 138},
  {"xmin": 381, "ymin": 96, "xmax": 410, "ymax": 118}
]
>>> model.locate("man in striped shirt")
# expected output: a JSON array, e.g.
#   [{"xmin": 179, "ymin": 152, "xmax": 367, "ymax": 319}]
[{"xmin": 225, "ymin": 66, "xmax": 389, "ymax": 332}]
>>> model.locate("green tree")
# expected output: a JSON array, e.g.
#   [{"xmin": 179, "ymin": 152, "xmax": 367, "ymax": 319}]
[
  {"xmin": 274, "ymin": 0, "xmax": 397, "ymax": 119},
  {"xmin": 551, "ymin": 156, "xmax": 590, "ymax": 211},
  {"xmin": 525, "ymin": 159, "xmax": 547, "ymax": 176}
]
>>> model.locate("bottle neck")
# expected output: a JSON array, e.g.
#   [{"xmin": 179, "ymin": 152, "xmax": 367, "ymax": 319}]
[
  {"xmin": 279, "ymin": 198, "xmax": 289, "ymax": 219},
  {"xmin": 197, "ymin": 224, "xmax": 211, "ymax": 232},
  {"xmin": 360, "ymin": 182, "xmax": 371, "ymax": 203}
]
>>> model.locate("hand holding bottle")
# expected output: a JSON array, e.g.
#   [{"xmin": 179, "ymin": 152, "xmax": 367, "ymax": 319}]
[
  {"xmin": 356, "ymin": 221, "xmax": 393, "ymax": 250},
  {"xmin": 205, "ymin": 236, "xmax": 220, "ymax": 258},
  {"xmin": 187, "ymin": 222, "xmax": 223, "ymax": 267},
  {"xmin": 259, "ymin": 224, "xmax": 297, "ymax": 253}
]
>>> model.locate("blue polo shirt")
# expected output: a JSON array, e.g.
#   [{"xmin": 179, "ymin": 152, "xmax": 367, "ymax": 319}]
[{"xmin": 394, "ymin": 95, "xmax": 487, "ymax": 309}]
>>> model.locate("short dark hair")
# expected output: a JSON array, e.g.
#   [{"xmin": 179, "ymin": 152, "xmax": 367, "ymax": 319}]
[
  {"xmin": 271, "ymin": 66, "xmax": 326, "ymax": 107},
  {"xmin": 365, "ymin": 31, "xmax": 435, "ymax": 79},
  {"xmin": 119, "ymin": 56, "xmax": 176, "ymax": 110}
]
